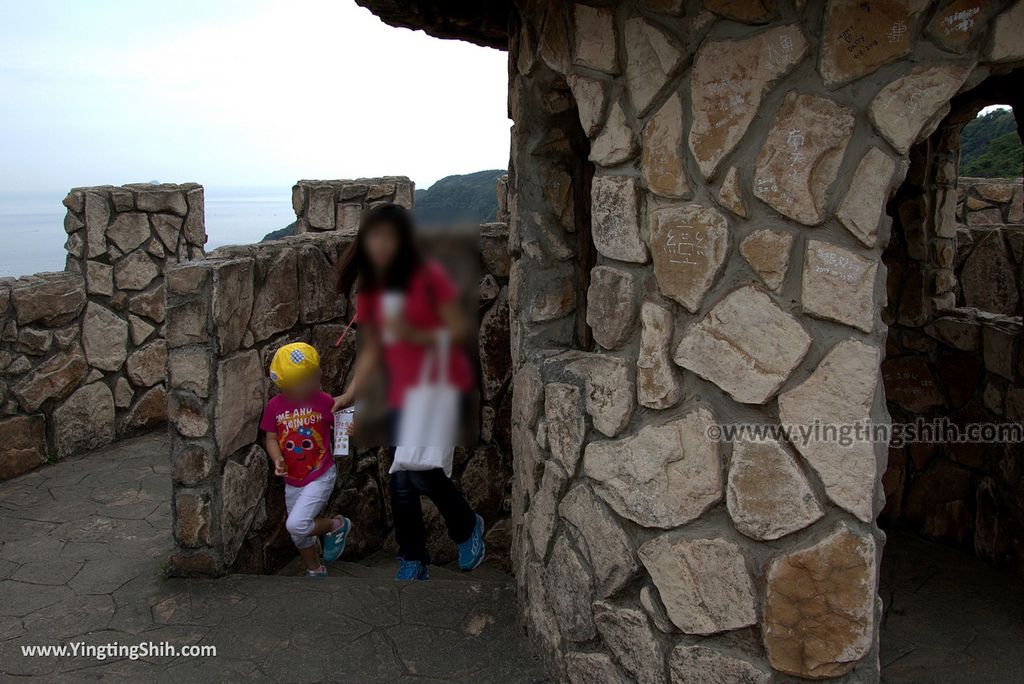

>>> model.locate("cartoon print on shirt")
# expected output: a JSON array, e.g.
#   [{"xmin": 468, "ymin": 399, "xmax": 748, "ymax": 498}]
[{"xmin": 277, "ymin": 424, "xmax": 326, "ymax": 479}]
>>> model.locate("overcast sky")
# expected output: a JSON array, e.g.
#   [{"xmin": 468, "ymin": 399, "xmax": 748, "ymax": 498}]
[{"xmin": 0, "ymin": 0, "xmax": 511, "ymax": 193}]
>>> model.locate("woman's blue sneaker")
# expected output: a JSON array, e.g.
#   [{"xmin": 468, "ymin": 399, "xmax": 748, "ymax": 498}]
[
  {"xmin": 458, "ymin": 514, "xmax": 485, "ymax": 571},
  {"xmin": 321, "ymin": 517, "xmax": 351, "ymax": 563},
  {"xmin": 395, "ymin": 559, "xmax": 429, "ymax": 581}
]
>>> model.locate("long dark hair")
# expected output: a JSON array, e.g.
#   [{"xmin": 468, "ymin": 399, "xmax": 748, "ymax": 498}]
[{"xmin": 335, "ymin": 203, "xmax": 423, "ymax": 295}]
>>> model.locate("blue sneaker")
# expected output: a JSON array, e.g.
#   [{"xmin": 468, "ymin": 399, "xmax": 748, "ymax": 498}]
[
  {"xmin": 457, "ymin": 514, "xmax": 485, "ymax": 571},
  {"xmin": 395, "ymin": 559, "xmax": 429, "ymax": 581},
  {"xmin": 321, "ymin": 517, "xmax": 351, "ymax": 563},
  {"xmin": 306, "ymin": 565, "xmax": 328, "ymax": 578}
]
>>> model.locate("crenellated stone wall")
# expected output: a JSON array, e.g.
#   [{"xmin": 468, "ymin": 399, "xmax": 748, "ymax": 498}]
[
  {"xmin": 494, "ymin": 1, "xmax": 1024, "ymax": 682},
  {"xmin": 291, "ymin": 177, "xmax": 414, "ymax": 235},
  {"xmin": 166, "ymin": 217, "xmax": 514, "ymax": 575},
  {"xmin": 0, "ymin": 183, "xmax": 206, "ymax": 479}
]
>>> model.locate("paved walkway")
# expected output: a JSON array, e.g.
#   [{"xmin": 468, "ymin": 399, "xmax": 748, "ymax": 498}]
[
  {"xmin": 3, "ymin": 432, "xmax": 1023, "ymax": 682},
  {"xmin": 0, "ymin": 433, "xmax": 546, "ymax": 682}
]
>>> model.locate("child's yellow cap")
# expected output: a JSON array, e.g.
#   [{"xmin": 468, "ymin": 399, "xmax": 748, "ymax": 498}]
[{"xmin": 269, "ymin": 343, "xmax": 320, "ymax": 389}]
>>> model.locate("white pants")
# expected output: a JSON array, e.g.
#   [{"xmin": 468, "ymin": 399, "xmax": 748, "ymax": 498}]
[{"xmin": 284, "ymin": 465, "xmax": 336, "ymax": 549}]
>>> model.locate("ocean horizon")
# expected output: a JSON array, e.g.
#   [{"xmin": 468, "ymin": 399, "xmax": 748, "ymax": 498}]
[{"xmin": 0, "ymin": 186, "xmax": 295, "ymax": 278}]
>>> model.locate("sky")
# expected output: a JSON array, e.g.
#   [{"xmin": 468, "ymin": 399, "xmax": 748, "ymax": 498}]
[{"xmin": 0, "ymin": 0, "xmax": 512, "ymax": 194}]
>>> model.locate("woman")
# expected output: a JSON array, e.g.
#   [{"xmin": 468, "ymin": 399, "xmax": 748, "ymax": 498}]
[{"xmin": 332, "ymin": 203, "xmax": 484, "ymax": 581}]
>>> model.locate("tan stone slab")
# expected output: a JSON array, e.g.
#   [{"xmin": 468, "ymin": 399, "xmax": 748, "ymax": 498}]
[
  {"xmin": 778, "ymin": 339, "xmax": 880, "ymax": 521},
  {"xmin": 673, "ymin": 286, "xmax": 811, "ymax": 404},
  {"xmin": 624, "ymin": 17, "xmax": 684, "ymax": 115},
  {"xmin": 764, "ymin": 525, "xmax": 877, "ymax": 678},
  {"xmin": 649, "ymin": 203, "xmax": 729, "ymax": 312},
  {"xmin": 642, "ymin": 93, "xmax": 690, "ymax": 199},
  {"xmin": 989, "ymin": 0, "xmax": 1024, "ymax": 62},
  {"xmin": 717, "ymin": 166, "xmax": 747, "ymax": 217},
  {"xmin": 801, "ymin": 240, "xmax": 877, "ymax": 332},
  {"xmin": 927, "ymin": 0, "xmax": 992, "ymax": 52},
  {"xmin": 740, "ymin": 228, "xmax": 792, "ymax": 290},
  {"xmin": 820, "ymin": 0, "xmax": 917, "ymax": 87},
  {"xmin": 868, "ymin": 64, "xmax": 971, "ymax": 154},
  {"xmin": 573, "ymin": 4, "xmax": 617, "ymax": 73},
  {"xmin": 689, "ymin": 24, "xmax": 808, "ymax": 179},
  {"xmin": 753, "ymin": 92, "xmax": 855, "ymax": 225},
  {"xmin": 837, "ymin": 146, "xmax": 898, "ymax": 247}
]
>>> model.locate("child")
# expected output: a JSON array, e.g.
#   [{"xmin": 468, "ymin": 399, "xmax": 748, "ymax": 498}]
[{"xmin": 260, "ymin": 342, "xmax": 351, "ymax": 577}]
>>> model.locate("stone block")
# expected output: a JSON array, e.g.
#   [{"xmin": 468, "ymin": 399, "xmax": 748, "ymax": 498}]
[
  {"xmin": 638, "ymin": 535, "xmax": 756, "ymax": 634},
  {"xmin": 559, "ymin": 484, "xmax": 637, "ymax": 598},
  {"xmin": 586, "ymin": 265, "xmax": 640, "ymax": 349},
  {"xmin": 136, "ymin": 188, "xmax": 187, "ymax": 216},
  {"xmin": 764, "ymin": 525, "xmax": 877, "ymax": 678},
  {"xmin": 593, "ymin": 602, "xmax": 665, "ymax": 684},
  {"xmin": 114, "ymin": 251, "xmax": 160, "ymax": 291},
  {"xmin": 544, "ymin": 536, "xmax": 596, "ymax": 642},
  {"xmin": 82, "ymin": 302, "xmax": 129, "ymax": 372},
  {"xmin": 801, "ymin": 240, "xmax": 877, "ymax": 333},
  {"xmin": 989, "ymin": 0, "xmax": 1024, "ymax": 62},
  {"xmin": 126, "ymin": 340, "xmax": 167, "ymax": 387},
  {"xmin": 778, "ymin": 340, "xmax": 880, "ymax": 521},
  {"xmin": 623, "ymin": 17, "xmax": 683, "ymax": 116},
  {"xmin": 221, "ymin": 444, "xmax": 269, "ymax": 564},
  {"xmin": 927, "ymin": 0, "xmax": 992, "ymax": 52},
  {"xmin": 567, "ymin": 74, "xmax": 606, "ymax": 138},
  {"xmin": 214, "ymin": 350, "xmax": 265, "ymax": 458},
  {"xmin": 674, "ymin": 286, "xmax": 810, "ymax": 404},
  {"xmin": 10, "ymin": 273, "xmax": 86, "ymax": 327},
  {"xmin": 689, "ymin": 24, "xmax": 808, "ymax": 178},
  {"xmin": 642, "ymin": 93, "xmax": 689, "ymax": 198},
  {"xmin": 307, "ymin": 186, "xmax": 336, "ymax": 230},
  {"xmin": 669, "ymin": 645, "xmax": 770, "ymax": 684},
  {"xmin": 727, "ymin": 438, "xmax": 823, "ymax": 541},
  {"xmin": 753, "ymin": 92, "xmax": 855, "ymax": 225},
  {"xmin": 8, "ymin": 349, "xmax": 88, "ymax": 414},
  {"xmin": 740, "ymin": 228, "xmax": 792, "ymax": 291},
  {"xmin": 212, "ymin": 259, "xmax": 254, "ymax": 355},
  {"xmin": 869, "ymin": 64, "xmax": 971, "ymax": 154},
  {"xmin": 591, "ymin": 176, "xmax": 647, "ymax": 263},
  {"xmin": 572, "ymin": 4, "xmax": 617, "ymax": 73},
  {"xmin": 0, "ymin": 415, "xmax": 47, "ymax": 479},
  {"xmin": 53, "ymin": 383, "xmax": 115, "ymax": 458},
  {"xmin": 590, "ymin": 101, "xmax": 636, "ymax": 167},
  {"xmin": 584, "ymin": 407, "xmax": 720, "ymax": 528},
  {"xmin": 249, "ymin": 249, "xmax": 299, "ymax": 342},
  {"xmin": 174, "ymin": 490, "xmax": 212, "ymax": 548},
  {"xmin": 479, "ymin": 288, "xmax": 511, "ymax": 401},
  {"xmin": 122, "ymin": 385, "xmax": 167, "ymax": 431},
  {"xmin": 565, "ymin": 354, "xmax": 634, "ymax": 437},
  {"xmin": 172, "ymin": 441, "xmax": 216, "ymax": 485},
  {"xmin": 717, "ymin": 166, "xmax": 746, "ymax": 217},
  {"xmin": 169, "ymin": 392, "xmax": 210, "ymax": 439},
  {"xmin": 837, "ymin": 147, "xmax": 897, "ymax": 247},
  {"xmin": 107, "ymin": 213, "xmax": 150, "ymax": 253},
  {"xmin": 543, "ymin": 383, "xmax": 585, "ymax": 473},
  {"xmin": 820, "ymin": 0, "xmax": 914, "ymax": 87},
  {"xmin": 638, "ymin": 302, "xmax": 680, "ymax": 410},
  {"xmin": 649, "ymin": 203, "xmax": 729, "ymax": 312},
  {"xmin": 882, "ymin": 356, "xmax": 945, "ymax": 412},
  {"xmin": 129, "ymin": 285, "xmax": 166, "ymax": 323}
]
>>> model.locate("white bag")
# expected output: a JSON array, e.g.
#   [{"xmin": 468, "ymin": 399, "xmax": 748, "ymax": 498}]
[{"xmin": 390, "ymin": 332, "xmax": 458, "ymax": 477}]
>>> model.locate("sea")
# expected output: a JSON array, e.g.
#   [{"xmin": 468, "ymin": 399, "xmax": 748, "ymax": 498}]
[{"xmin": 0, "ymin": 187, "xmax": 295, "ymax": 278}]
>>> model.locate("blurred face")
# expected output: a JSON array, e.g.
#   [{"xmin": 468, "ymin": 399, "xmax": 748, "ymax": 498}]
[
  {"xmin": 364, "ymin": 222, "xmax": 399, "ymax": 275},
  {"xmin": 281, "ymin": 369, "xmax": 322, "ymax": 402}
]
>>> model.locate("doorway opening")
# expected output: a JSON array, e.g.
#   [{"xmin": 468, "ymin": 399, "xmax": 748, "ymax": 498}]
[{"xmin": 880, "ymin": 69, "xmax": 1024, "ymax": 680}]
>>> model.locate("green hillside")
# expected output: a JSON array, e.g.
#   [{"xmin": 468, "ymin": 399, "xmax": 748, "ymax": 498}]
[
  {"xmin": 960, "ymin": 108, "xmax": 1022, "ymax": 178},
  {"xmin": 414, "ymin": 169, "xmax": 506, "ymax": 226}
]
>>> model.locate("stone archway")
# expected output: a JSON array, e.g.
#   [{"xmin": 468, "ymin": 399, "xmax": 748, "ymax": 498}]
[{"xmin": 881, "ymin": 69, "xmax": 1024, "ymax": 566}]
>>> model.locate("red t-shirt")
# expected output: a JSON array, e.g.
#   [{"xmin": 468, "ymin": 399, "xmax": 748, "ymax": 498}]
[
  {"xmin": 259, "ymin": 391, "xmax": 334, "ymax": 487},
  {"xmin": 355, "ymin": 260, "xmax": 474, "ymax": 408}
]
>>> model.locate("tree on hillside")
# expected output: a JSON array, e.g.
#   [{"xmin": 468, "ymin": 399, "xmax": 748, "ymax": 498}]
[{"xmin": 960, "ymin": 108, "xmax": 1022, "ymax": 178}]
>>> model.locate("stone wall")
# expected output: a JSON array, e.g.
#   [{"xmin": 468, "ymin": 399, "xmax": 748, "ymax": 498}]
[
  {"xmin": 166, "ymin": 220, "xmax": 514, "ymax": 575},
  {"xmin": 499, "ymin": 1, "xmax": 1024, "ymax": 682},
  {"xmin": 882, "ymin": 172, "xmax": 1023, "ymax": 570},
  {"xmin": 0, "ymin": 183, "xmax": 205, "ymax": 479},
  {"xmin": 291, "ymin": 177, "xmax": 414, "ymax": 235},
  {"xmin": 953, "ymin": 177, "xmax": 1023, "ymax": 314}
]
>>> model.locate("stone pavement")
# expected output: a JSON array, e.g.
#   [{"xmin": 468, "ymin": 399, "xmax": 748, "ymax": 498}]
[
  {"xmin": 0, "ymin": 432, "xmax": 547, "ymax": 682},
  {"xmin": 4, "ymin": 431, "xmax": 1023, "ymax": 683},
  {"xmin": 879, "ymin": 531, "xmax": 1024, "ymax": 683}
]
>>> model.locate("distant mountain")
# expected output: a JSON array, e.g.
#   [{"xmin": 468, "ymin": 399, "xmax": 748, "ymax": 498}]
[
  {"xmin": 414, "ymin": 169, "xmax": 506, "ymax": 226},
  {"xmin": 262, "ymin": 169, "xmax": 506, "ymax": 241},
  {"xmin": 960, "ymin": 108, "xmax": 1022, "ymax": 178}
]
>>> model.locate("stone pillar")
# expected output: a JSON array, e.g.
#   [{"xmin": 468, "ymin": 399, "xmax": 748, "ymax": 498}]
[
  {"xmin": 503, "ymin": 1, "xmax": 1024, "ymax": 681},
  {"xmin": 0, "ymin": 183, "xmax": 206, "ymax": 480},
  {"xmin": 291, "ymin": 177, "xmax": 415, "ymax": 235},
  {"xmin": 165, "ymin": 232, "xmax": 353, "ymax": 574}
]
